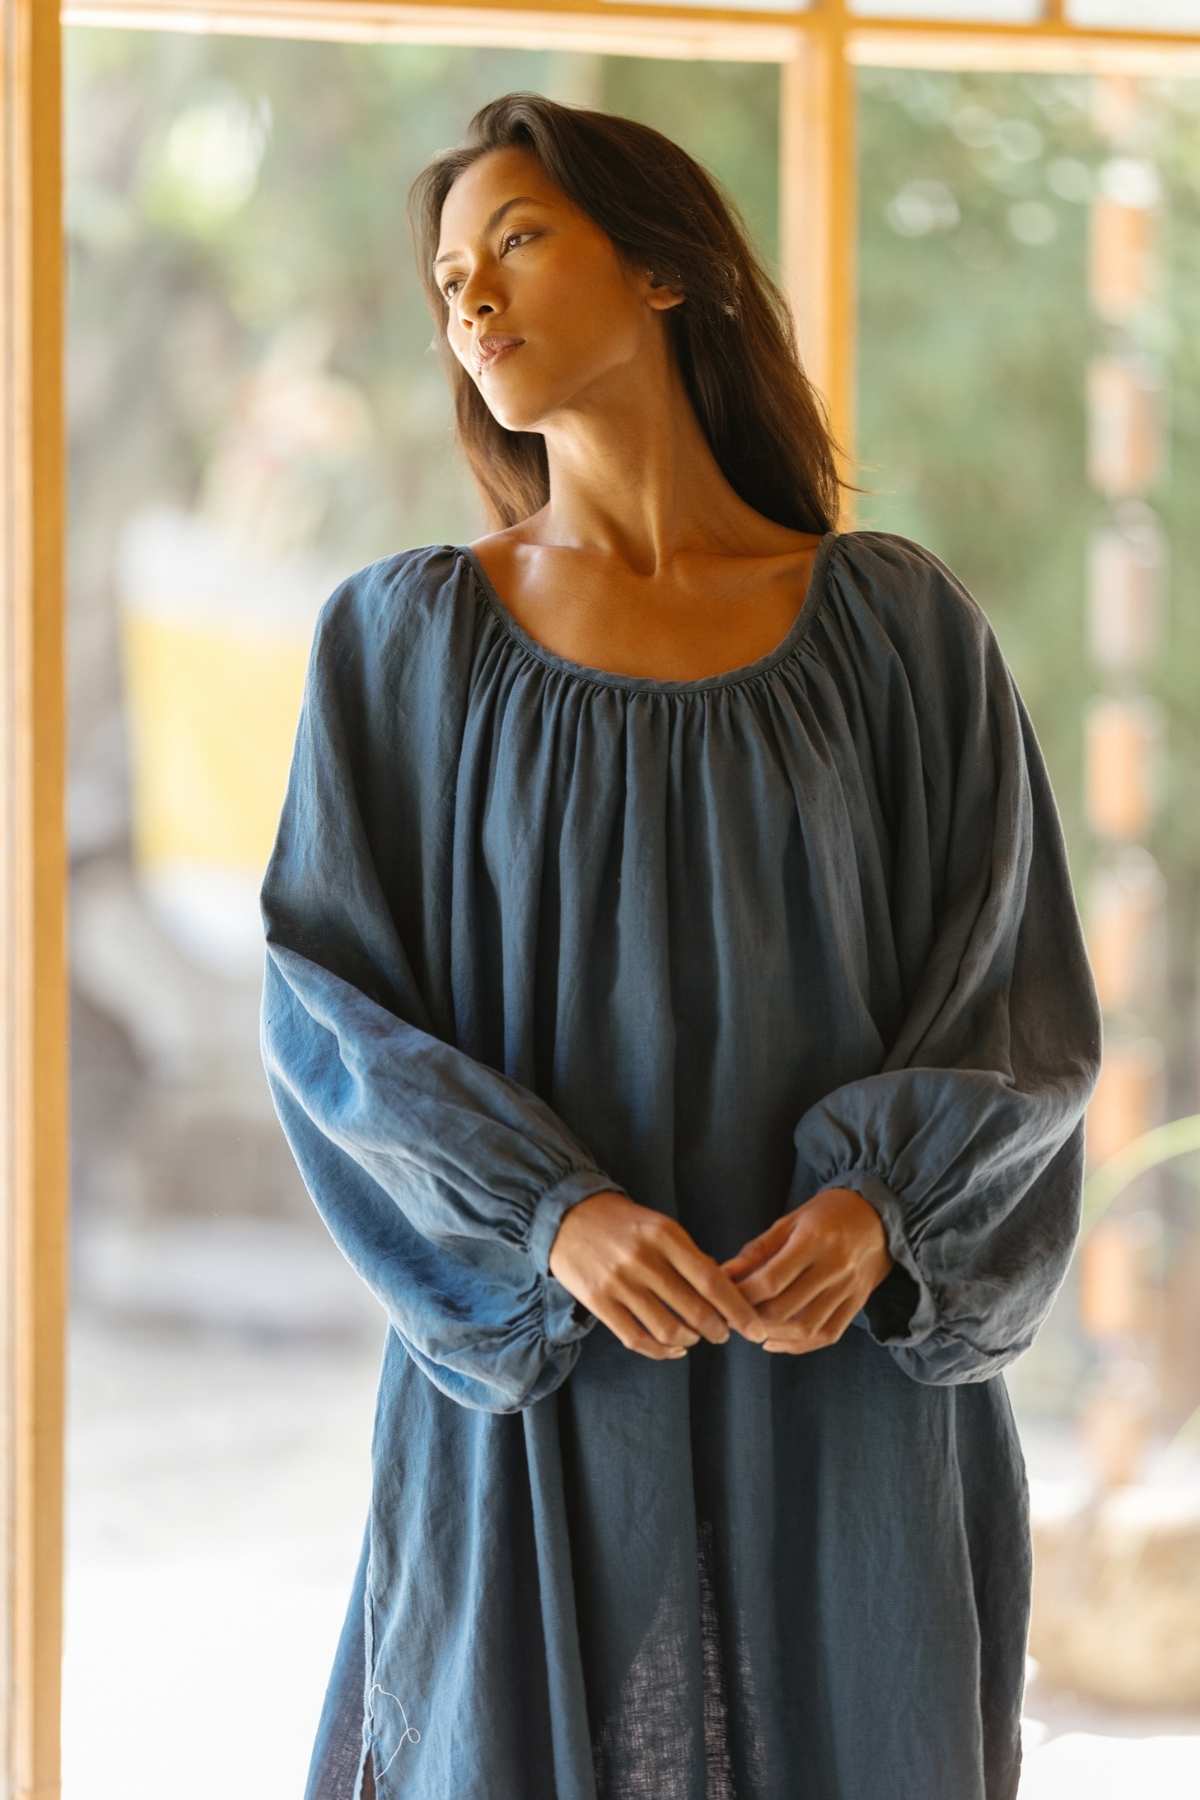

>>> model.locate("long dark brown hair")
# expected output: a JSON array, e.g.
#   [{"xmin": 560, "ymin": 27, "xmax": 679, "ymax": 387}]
[{"xmin": 407, "ymin": 91, "xmax": 866, "ymax": 533}]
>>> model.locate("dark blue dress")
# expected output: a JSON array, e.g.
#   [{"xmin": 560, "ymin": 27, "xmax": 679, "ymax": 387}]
[{"xmin": 258, "ymin": 527, "xmax": 1103, "ymax": 1800}]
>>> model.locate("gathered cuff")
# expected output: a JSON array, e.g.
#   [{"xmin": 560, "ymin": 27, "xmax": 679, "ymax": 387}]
[
  {"xmin": 524, "ymin": 1165, "xmax": 632, "ymax": 1347},
  {"xmin": 524, "ymin": 1164, "xmax": 627, "ymax": 1277},
  {"xmin": 818, "ymin": 1166, "xmax": 941, "ymax": 1349}
]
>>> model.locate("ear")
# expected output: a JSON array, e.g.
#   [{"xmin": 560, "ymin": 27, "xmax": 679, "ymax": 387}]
[{"xmin": 644, "ymin": 267, "xmax": 686, "ymax": 311}]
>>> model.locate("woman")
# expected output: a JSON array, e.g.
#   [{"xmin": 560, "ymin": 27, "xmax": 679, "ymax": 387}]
[{"xmin": 259, "ymin": 92, "xmax": 1103, "ymax": 1800}]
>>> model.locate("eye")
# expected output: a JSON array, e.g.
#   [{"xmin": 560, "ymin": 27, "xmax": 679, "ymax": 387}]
[{"xmin": 442, "ymin": 230, "xmax": 536, "ymax": 300}]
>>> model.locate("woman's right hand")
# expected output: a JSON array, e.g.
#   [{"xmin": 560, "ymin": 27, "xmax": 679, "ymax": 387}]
[{"xmin": 547, "ymin": 1191, "xmax": 770, "ymax": 1359}]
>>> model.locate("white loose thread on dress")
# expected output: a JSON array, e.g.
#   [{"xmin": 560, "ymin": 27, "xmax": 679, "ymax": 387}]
[{"xmin": 367, "ymin": 1681, "xmax": 421, "ymax": 1778}]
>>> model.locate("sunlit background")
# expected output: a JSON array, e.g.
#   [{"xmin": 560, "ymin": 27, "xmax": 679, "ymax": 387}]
[{"xmin": 62, "ymin": 24, "xmax": 1200, "ymax": 1799}]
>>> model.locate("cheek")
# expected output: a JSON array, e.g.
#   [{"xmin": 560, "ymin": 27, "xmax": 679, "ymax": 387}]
[
  {"xmin": 543, "ymin": 295, "xmax": 643, "ymax": 381},
  {"xmin": 533, "ymin": 254, "xmax": 639, "ymax": 350}
]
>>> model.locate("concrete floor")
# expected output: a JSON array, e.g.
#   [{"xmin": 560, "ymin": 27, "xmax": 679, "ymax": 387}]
[{"xmin": 63, "ymin": 1308, "xmax": 1200, "ymax": 1800}]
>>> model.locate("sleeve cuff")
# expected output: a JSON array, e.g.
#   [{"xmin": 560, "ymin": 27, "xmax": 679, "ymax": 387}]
[
  {"xmin": 816, "ymin": 1166, "xmax": 941, "ymax": 1349},
  {"xmin": 525, "ymin": 1165, "xmax": 631, "ymax": 1347}
]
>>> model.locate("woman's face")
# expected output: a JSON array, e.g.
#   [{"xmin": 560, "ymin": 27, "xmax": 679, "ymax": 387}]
[{"xmin": 434, "ymin": 145, "xmax": 682, "ymax": 434}]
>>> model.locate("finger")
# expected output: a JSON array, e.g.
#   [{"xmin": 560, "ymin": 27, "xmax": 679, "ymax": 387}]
[
  {"xmin": 646, "ymin": 1253, "xmax": 736, "ymax": 1344},
  {"xmin": 600, "ymin": 1294, "xmax": 700, "ymax": 1361},
  {"xmin": 718, "ymin": 1224, "xmax": 788, "ymax": 1285},
  {"xmin": 628, "ymin": 1237, "xmax": 740, "ymax": 1346},
  {"xmin": 699, "ymin": 1263, "xmax": 773, "ymax": 1340},
  {"xmin": 719, "ymin": 1252, "xmax": 766, "ymax": 1281},
  {"xmin": 755, "ymin": 1266, "xmax": 847, "ymax": 1330},
  {"xmin": 732, "ymin": 1245, "xmax": 813, "ymax": 1309},
  {"xmin": 720, "ymin": 1264, "xmax": 760, "ymax": 1291},
  {"xmin": 633, "ymin": 1289, "xmax": 706, "ymax": 1351},
  {"xmin": 659, "ymin": 1240, "xmax": 765, "ymax": 1341},
  {"xmin": 760, "ymin": 1284, "xmax": 861, "ymax": 1351}
]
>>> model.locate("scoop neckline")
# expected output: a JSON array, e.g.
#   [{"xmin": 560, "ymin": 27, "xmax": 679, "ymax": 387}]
[{"xmin": 456, "ymin": 529, "xmax": 841, "ymax": 695}]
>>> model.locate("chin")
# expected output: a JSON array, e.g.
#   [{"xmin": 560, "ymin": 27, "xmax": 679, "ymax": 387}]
[{"xmin": 485, "ymin": 400, "xmax": 545, "ymax": 433}]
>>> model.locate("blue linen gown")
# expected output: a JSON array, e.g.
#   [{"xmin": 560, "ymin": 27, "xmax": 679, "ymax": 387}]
[{"xmin": 258, "ymin": 525, "xmax": 1104, "ymax": 1800}]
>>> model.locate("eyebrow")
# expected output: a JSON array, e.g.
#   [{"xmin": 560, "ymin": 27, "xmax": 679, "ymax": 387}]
[{"xmin": 433, "ymin": 196, "xmax": 550, "ymax": 271}]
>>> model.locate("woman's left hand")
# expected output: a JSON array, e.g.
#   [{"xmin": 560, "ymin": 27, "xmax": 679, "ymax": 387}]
[{"xmin": 717, "ymin": 1188, "xmax": 895, "ymax": 1354}]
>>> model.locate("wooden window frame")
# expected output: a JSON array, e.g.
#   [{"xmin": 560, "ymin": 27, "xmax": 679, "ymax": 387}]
[{"xmin": 3, "ymin": 2, "xmax": 1195, "ymax": 1793}]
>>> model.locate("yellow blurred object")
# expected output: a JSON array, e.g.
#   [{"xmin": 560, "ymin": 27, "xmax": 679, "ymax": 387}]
[{"xmin": 121, "ymin": 608, "xmax": 308, "ymax": 872}]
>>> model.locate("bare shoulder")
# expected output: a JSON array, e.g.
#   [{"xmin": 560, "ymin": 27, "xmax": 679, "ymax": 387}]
[{"xmin": 463, "ymin": 524, "xmax": 527, "ymax": 589}]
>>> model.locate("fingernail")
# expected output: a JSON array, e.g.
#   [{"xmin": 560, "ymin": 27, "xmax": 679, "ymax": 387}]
[{"xmin": 667, "ymin": 1347, "xmax": 688, "ymax": 1358}]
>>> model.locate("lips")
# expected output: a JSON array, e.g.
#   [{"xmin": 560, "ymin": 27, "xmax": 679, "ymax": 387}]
[{"xmin": 476, "ymin": 334, "xmax": 524, "ymax": 372}]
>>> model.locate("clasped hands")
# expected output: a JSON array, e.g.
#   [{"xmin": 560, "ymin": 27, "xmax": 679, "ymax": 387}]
[{"xmin": 548, "ymin": 1186, "xmax": 895, "ymax": 1360}]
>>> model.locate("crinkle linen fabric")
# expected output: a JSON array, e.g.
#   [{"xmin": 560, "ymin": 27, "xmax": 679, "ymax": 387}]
[{"xmin": 258, "ymin": 526, "xmax": 1103, "ymax": 1800}]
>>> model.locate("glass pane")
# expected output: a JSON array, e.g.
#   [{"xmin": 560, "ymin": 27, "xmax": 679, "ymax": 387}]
[
  {"xmin": 60, "ymin": 22, "xmax": 1200, "ymax": 1800},
  {"xmin": 596, "ymin": 0, "xmax": 807, "ymax": 9},
  {"xmin": 852, "ymin": 0, "xmax": 1042, "ymax": 18},
  {"xmin": 1069, "ymin": 0, "xmax": 1200, "ymax": 25},
  {"xmin": 853, "ymin": 0, "xmax": 1200, "ymax": 18},
  {"xmin": 856, "ymin": 54, "xmax": 1200, "ymax": 1772}
]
